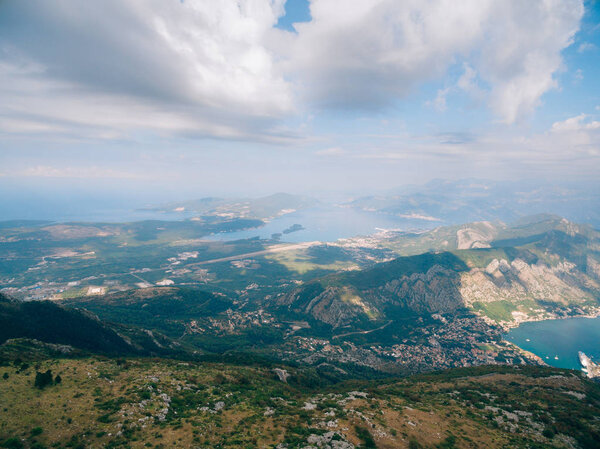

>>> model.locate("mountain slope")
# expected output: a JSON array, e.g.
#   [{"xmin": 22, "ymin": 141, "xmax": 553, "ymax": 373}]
[
  {"xmin": 0, "ymin": 356, "xmax": 599, "ymax": 449},
  {"xmin": 0, "ymin": 293, "xmax": 179, "ymax": 356},
  {"xmin": 279, "ymin": 219, "xmax": 600, "ymax": 329},
  {"xmin": 277, "ymin": 252, "xmax": 470, "ymax": 328}
]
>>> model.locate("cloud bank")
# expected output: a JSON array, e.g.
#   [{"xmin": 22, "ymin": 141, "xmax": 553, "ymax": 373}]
[
  {"xmin": 290, "ymin": 0, "xmax": 583, "ymax": 123},
  {"xmin": 0, "ymin": 0, "xmax": 585, "ymax": 141},
  {"xmin": 0, "ymin": 0, "xmax": 292, "ymax": 140}
]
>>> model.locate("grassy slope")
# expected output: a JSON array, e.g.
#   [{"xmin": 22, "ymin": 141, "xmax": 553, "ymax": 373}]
[{"xmin": 1, "ymin": 356, "xmax": 599, "ymax": 449}]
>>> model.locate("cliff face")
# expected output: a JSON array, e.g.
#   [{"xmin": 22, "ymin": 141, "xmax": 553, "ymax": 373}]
[
  {"xmin": 277, "ymin": 253, "xmax": 470, "ymax": 328},
  {"xmin": 460, "ymin": 257, "xmax": 598, "ymax": 306},
  {"xmin": 277, "ymin": 224, "xmax": 600, "ymax": 329}
]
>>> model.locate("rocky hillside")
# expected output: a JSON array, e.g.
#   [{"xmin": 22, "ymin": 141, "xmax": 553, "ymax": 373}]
[
  {"xmin": 0, "ymin": 352, "xmax": 598, "ymax": 449},
  {"xmin": 276, "ymin": 252, "xmax": 470, "ymax": 328},
  {"xmin": 277, "ymin": 218, "xmax": 600, "ymax": 329}
]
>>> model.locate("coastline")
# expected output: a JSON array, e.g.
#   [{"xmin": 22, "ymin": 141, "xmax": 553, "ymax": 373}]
[
  {"xmin": 487, "ymin": 306, "xmax": 600, "ymax": 332},
  {"xmin": 500, "ymin": 311, "xmax": 600, "ymax": 372}
]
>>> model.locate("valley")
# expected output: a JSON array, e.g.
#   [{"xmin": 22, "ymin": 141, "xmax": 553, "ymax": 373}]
[
  {"xmin": 2, "ymin": 201, "xmax": 600, "ymax": 447},
  {"xmin": 2, "ymin": 211, "xmax": 599, "ymax": 377}
]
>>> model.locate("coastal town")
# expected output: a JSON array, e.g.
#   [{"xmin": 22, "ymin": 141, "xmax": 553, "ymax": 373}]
[{"xmin": 274, "ymin": 313, "xmax": 540, "ymax": 374}]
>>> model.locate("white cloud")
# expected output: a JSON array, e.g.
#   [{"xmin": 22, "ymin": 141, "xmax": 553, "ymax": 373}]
[
  {"xmin": 430, "ymin": 88, "xmax": 450, "ymax": 112},
  {"xmin": 577, "ymin": 42, "xmax": 596, "ymax": 53},
  {"xmin": 479, "ymin": 1, "xmax": 582, "ymax": 123},
  {"xmin": 340, "ymin": 112, "xmax": 600, "ymax": 179},
  {"xmin": 552, "ymin": 114, "xmax": 600, "ymax": 132},
  {"xmin": 0, "ymin": 0, "xmax": 293, "ymax": 141},
  {"xmin": 288, "ymin": 0, "xmax": 583, "ymax": 123},
  {"xmin": 457, "ymin": 64, "xmax": 478, "ymax": 93},
  {"xmin": 289, "ymin": 0, "xmax": 490, "ymax": 110},
  {"xmin": 0, "ymin": 0, "xmax": 587, "ymax": 143}
]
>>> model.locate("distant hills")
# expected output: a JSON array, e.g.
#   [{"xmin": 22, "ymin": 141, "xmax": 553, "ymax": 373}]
[
  {"xmin": 346, "ymin": 179, "xmax": 600, "ymax": 227},
  {"xmin": 1, "ymin": 212, "xmax": 599, "ymax": 376},
  {"xmin": 149, "ymin": 192, "xmax": 319, "ymax": 220}
]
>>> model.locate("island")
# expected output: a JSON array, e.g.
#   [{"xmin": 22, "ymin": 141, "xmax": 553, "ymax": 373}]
[{"xmin": 282, "ymin": 223, "xmax": 305, "ymax": 234}]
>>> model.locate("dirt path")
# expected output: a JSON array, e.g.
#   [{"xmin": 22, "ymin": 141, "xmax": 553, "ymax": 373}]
[
  {"xmin": 186, "ymin": 241, "xmax": 321, "ymax": 266},
  {"xmin": 332, "ymin": 320, "xmax": 394, "ymax": 339}
]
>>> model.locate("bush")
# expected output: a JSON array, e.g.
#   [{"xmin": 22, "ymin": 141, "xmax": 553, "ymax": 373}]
[
  {"xmin": 30, "ymin": 427, "xmax": 43, "ymax": 437},
  {"xmin": 34, "ymin": 370, "xmax": 53, "ymax": 389},
  {"xmin": 437, "ymin": 435, "xmax": 457, "ymax": 448},
  {"xmin": 1, "ymin": 438, "xmax": 23, "ymax": 449},
  {"xmin": 409, "ymin": 439, "xmax": 421, "ymax": 449},
  {"xmin": 354, "ymin": 425, "xmax": 377, "ymax": 448}
]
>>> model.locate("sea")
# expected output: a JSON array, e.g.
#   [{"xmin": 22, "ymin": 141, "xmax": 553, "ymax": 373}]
[
  {"xmin": 0, "ymin": 183, "xmax": 440, "ymax": 242},
  {"xmin": 205, "ymin": 206, "xmax": 439, "ymax": 243},
  {"xmin": 505, "ymin": 316, "xmax": 600, "ymax": 370}
]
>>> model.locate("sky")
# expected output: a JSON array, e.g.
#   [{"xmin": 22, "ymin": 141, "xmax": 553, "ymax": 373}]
[{"xmin": 0, "ymin": 0, "xmax": 599, "ymax": 200}]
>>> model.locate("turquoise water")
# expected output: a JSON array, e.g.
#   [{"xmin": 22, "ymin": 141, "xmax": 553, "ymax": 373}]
[{"xmin": 505, "ymin": 317, "xmax": 600, "ymax": 370}]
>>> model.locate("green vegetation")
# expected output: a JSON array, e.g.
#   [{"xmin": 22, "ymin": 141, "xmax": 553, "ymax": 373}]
[
  {"xmin": 0, "ymin": 354, "xmax": 599, "ymax": 449},
  {"xmin": 1, "ymin": 213, "xmax": 600, "ymax": 447},
  {"xmin": 33, "ymin": 369, "xmax": 54, "ymax": 389},
  {"xmin": 472, "ymin": 300, "xmax": 517, "ymax": 322}
]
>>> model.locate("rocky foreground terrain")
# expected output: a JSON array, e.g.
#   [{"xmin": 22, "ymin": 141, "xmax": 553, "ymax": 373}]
[{"xmin": 1, "ymin": 341, "xmax": 600, "ymax": 449}]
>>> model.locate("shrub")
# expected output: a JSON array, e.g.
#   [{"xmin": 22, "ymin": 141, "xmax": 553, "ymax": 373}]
[
  {"xmin": 437, "ymin": 435, "xmax": 457, "ymax": 448},
  {"xmin": 30, "ymin": 427, "xmax": 43, "ymax": 436},
  {"xmin": 34, "ymin": 370, "xmax": 53, "ymax": 389},
  {"xmin": 1, "ymin": 438, "xmax": 23, "ymax": 449},
  {"xmin": 97, "ymin": 414, "xmax": 112, "ymax": 423},
  {"xmin": 354, "ymin": 425, "xmax": 377, "ymax": 448}
]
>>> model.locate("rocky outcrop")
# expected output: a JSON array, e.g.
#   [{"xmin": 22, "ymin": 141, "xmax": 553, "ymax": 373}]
[
  {"xmin": 278, "ymin": 245, "xmax": 600, "ymax": 328},
  {"xmin": 279, "ymin": 263, "xmax": 465, "ymax": 328},
  {"xmin": 460, "ymin": 258, "xmax": 598, "ymax": 307},
  {"xmin": 456, "ymin": 221, "xmax": 497, "ymax": 249},
  {"xmin": 374, "ymin": 264, "xmax": 464, "ymax": 313}
]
